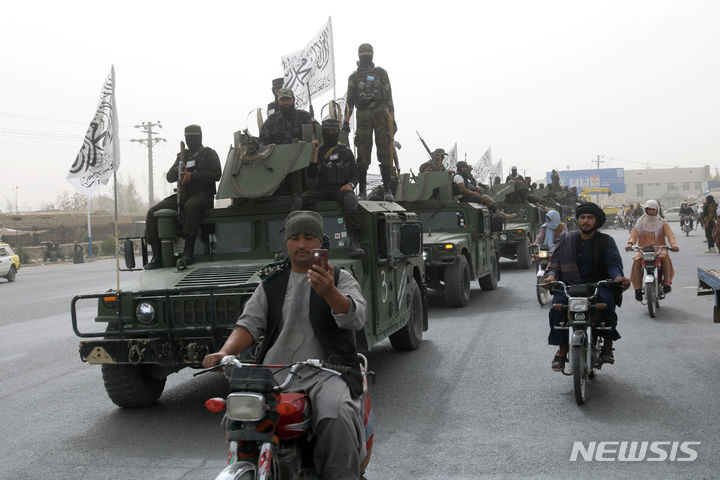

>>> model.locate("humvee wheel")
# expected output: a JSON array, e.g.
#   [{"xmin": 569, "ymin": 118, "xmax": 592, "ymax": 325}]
[
  {"xmin": 444, "ymin": 255, "xmax": 471, "ymax": 307},
  {"xmin": 100, "ymin": 324, "xmax": 166, "ymax": 408},
  {"xmin": 478, "ymin": 254, "xmax": 498, "ymax": 291},
  {"xmin": 516, "ymin": 238, "xmax": 532, "ymax": 269},
  {"xmin": 101, "ymin": 364, "xmax": 166, "ymax": 408},
  {"xmin": 390, "ymin": 278, "xmax": 423, "ymax": 351}
]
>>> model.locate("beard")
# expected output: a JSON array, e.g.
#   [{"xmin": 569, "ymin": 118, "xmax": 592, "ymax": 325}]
[{"xmin": 279, "ymin": 104, "xmax": 294, "ymax": 117}]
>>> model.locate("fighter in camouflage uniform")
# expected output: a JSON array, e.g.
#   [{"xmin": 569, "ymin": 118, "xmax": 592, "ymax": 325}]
[{"xmin": 344, "ymin": 43, "xmax": 395, "ymax": 201}]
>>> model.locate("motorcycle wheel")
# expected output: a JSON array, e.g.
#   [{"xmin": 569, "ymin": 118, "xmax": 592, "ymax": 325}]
[
  {"xmin": 572, "ymin": 344, "xmax": 587, "ymax": 405},
  {"xmin": 646, "ymin": 284, "xmax": 657, "ymax": 318},
  {"xmin": 536, "ymin": 282, "xmax": 550, "ymax": 305}
]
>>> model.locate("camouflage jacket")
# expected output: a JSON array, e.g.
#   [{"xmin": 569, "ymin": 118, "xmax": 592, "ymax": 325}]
[
  {"xmin": 346, "ymin": 64, "xmax": 393, "ymax": 112},
  {"xmin": 259, "ymin": 109, "xmax": 313, "ymax": 146}
]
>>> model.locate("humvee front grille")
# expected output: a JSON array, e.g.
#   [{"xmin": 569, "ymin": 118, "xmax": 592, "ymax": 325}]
[
  {"xmin": 171, "ymin": 294, "xmax": 243, "ymax": 325},
  {"xmin": 175, "ymin": 266, "xmax": 260, "ymax": 287}
]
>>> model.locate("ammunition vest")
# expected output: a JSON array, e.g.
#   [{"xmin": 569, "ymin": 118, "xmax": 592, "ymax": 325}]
[{"xmin": 355, "ymin": 67, "xmax": 387, "ymax": 108}]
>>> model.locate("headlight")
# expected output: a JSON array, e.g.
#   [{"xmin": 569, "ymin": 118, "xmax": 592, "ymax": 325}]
[
  {"xmin": 499, "ymin": 233, "xmax": 508, "ymax": 241},
  {"xmin": 135, "ymin": 302, "xmax": 156, "ymax": 324},
  {"xmin": 568, "ymin": 297, "xmax": 589, "ymax": 312},
  {"xmin": 643, "ymin": 252, "xmax": 656, "ymax": 262},
  {"xmin": 538, "ymin": 251, "xmax": 549, "ymax": 258},
  {"xmin": 226, "ymin": 393, "xmax": 266, "ymax": 421}
]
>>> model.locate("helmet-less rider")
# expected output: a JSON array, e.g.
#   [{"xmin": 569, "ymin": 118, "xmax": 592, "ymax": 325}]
[{"xmin": 542, "ymin": 202, "xmax": 630, "ymax": 371}]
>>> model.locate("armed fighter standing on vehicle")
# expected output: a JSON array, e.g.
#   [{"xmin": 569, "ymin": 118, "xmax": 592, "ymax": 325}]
[
  {"xmin": 266, "ymin": 77, "xmax": 284, "ymax": 117},
  {"xmin": 344, "ymin": 43, "xmax": 396, "ymax": 201},
  {"xmin": 144, "ymin": 124, "xmax": 221, "ymax": 269}
]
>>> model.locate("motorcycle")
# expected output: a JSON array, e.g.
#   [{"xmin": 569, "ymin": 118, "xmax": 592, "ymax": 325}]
[
  {"xmin": 544, "ymin": 279, "xmax": 619, "ymax": 405},
  {"xmin": 612, "ymin": 214, "xmax": 625, "ymax": 230},
  {"xmin": 630, "ymin": 245, "xmax": 668, "ymax": 318},
  {"xmin": 626, "ymin": 215, "xmax": 638, "ymax": 232},
  {"xmin": 199, "ymin": 356, "xmax": 373, "ymax": 480},
  {"xmin": 680, "ymin": 215, "xmax": 693, "ymax": 236},
  {"xmin": 531, "ymin": 243, "xmax": 551, "ymax": 305}
]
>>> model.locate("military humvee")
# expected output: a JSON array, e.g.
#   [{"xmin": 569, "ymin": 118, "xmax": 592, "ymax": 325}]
[
  {"xmin": 396, "ymin": 172, "xmax": 503, "ymax": 307},
  {"xmin": 71, "ymin": 124, "xmax": 428, "ymax": 408},
  {"xmin": 490, "ymin": 182, "xmax": 542, "ymax": 269}
]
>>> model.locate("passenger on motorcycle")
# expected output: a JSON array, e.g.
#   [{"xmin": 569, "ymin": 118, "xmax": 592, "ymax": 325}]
[
  {"xmin": 202, "ymin": 211, "xmax": 368, "ymax": 480},
  {"xmin": 625, "ymin": 199, "xmax": 679, "ymax": 300},
  {"xmin": 679, "ymin": 201, "xmax": 694, "ymax": 230},
  {"xmin": 542, "ymin": 202, "xmax": 629, "ymax": 371},
  {"xmin": 535, "ymin": 209, "xmax": 568, "ymax": 253}
]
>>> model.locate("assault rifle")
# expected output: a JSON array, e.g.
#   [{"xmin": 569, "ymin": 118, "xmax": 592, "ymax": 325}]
[
  {"xmin": 177, "ymin": 141, "xmax": 186, "ymax": 216},
  {"xmin": 416, "ymin": 131, "xmax": 432, "ymax": 159}
]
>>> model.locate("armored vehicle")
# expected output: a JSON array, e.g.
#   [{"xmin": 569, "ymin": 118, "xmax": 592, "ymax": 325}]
[
  {"xmin": 491, "ymin": 182, "xmax": 542, "ymax": 269},
  {"xmin": 71, "ymin": 123, "xmax": 427, "ymax": 408},
  {"xmin": 396, "ymin": 172, "xmax": 503, "ymax": 307}
]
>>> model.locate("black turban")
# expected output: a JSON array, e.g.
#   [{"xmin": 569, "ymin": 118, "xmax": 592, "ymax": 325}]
[{"xmin": 575, "ymin": 202, "xmax": 606, "ymax": 229}]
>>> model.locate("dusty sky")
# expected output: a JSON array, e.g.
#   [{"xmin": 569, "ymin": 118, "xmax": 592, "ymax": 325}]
[{"xmin": 1, "ymin": 0, "xmax": 719, "ymax": 211}]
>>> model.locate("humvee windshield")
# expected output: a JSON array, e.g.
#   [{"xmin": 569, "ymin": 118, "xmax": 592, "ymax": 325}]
[
  {"xmin": 417, "ymin": 211, "xmax": 459, "ymax": 230},
  {"xmin": 267, "ymin": 216, "xmax": 349, "ymax": 253},
  {"xmin": 214, "ymin": 221, "xmax": 252, "ymax": 253},
  {"xmin": 501, "ymin": 206, "xmax": 529, "ymax": 220}
]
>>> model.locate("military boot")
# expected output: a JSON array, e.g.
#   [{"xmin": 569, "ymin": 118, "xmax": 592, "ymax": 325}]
[
  {"xmin": 379, "ymin": 165, "xmax": 395, "ymax": 202},
  {"xmin": 180, "ymin": 235, "xmax": 196, "ymax": 267},
  {"xmin": 358, "ymin": 168, "xmax": 368, "ymax": 200},
  {"xmin": 347, "ymin": 230, "xmax": 365, "ymax": 259},
  {"xmin": 144, "ymin": 241, "xmax": 162, "ymax": 270}
]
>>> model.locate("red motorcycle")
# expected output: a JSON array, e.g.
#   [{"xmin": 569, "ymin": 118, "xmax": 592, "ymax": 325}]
[{"xmin": 199, "ymin": 356, "xmax": 374, "ymax": 480}]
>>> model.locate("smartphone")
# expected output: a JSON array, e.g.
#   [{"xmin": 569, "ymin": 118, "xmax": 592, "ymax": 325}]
[{"xmin": 311, "ymin": 248, "xmax": 329, "ymax": 271}]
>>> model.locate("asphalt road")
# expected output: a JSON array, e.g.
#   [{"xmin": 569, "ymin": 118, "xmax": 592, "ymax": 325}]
[{"xmin": 1, "ymin": 225, "xmax": 718, "ymax": 480}]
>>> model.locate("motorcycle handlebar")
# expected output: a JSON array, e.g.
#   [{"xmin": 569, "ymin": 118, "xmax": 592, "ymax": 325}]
[{"xmin": 540, "ymin": 279, "xmax": 619, "ymax": 297}]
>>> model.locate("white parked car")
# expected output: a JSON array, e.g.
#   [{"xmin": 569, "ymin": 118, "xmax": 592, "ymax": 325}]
[{"xmin": 663, "ymin": 207, "xmax": 680, "ymax": 222}]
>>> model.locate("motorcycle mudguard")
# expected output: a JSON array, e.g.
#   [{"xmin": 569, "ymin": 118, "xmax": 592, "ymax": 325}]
[
  {"xmin": 645, "ymin": 274, "xmax": 655, "ymax": 284},
  {"xmin": 536, "ymin": 267, "xmax": 546, "ymax": 278},
  {"xmin": 571, "ymin": 329, "xmax": 586, "ymax": 347},
  {"xmin": 214, "ymin": 461, "xmax": 256, "ymax": 480}
]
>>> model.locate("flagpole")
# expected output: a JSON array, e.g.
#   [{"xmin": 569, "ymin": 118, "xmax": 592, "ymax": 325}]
[
  {"xmin": 329, "ymin": 16, "xmax": 336, "ymax": 100},
  {"xmin": 114, "ymin": 172, "xmax": 120, "ymax": 292},
  {"xmin": 87, "ymin": 193, "xmax": 93, "ymax": 257}
]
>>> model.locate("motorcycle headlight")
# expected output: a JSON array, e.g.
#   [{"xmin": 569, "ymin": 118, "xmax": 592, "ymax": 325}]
[
  {"xmin": 643, "ymin": 252, "xmax": 656, "ymax": 262},
  {"xmin": 538, "ymin": 251, "xmax": 549, "ymax": 258},
  {"xmin": 226, "ymin": 393, "xmax": 266, "ymax": 421},
  {"xmin": 568, "ymin": 297, "xmax": 589, "ymax": 313},
  {"xmin": 135, "ymin": 302, "xmax": 156, "ymax": 324},
  {"xmin": 499, "ymin": 233, "xmax": 508, "ymax": 241},
  {"xmin": 422, "ymin": 251, "xmax": 428, "ymax": 261}
]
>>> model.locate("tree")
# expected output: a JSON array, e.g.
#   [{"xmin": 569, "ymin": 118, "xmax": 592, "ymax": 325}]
[
  {"xmin": 93, "ymin": 175, "xmax": 148, "ymax": 214},
  {"xmin": 56, "ymin": 191, "xmax": 88, "ymax": 211}
]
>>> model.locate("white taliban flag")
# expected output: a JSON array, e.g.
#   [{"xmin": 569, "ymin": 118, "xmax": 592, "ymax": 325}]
[
  {"xmin": 472, "ymin": 147, "xmax": 493, "ymax": 184},
  {"xmin": 281, "ymin": 18, "xmax": 335, "ymax": 110},
  {"xmin": 444, "ymin": 143, "xmax": 458, "ymax": 171},
  {"xmin": 67, "ymin": 66, "xmax": 120, "ymax": 194},
  {"xmin": 489, "ymin": 158, "xmax": 504, "ymax": 184}
]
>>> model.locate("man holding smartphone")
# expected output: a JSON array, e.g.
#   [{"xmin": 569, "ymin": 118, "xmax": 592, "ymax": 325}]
[{"xmin": 202, "ymin": 211, "xmax": 368, "ymax": 480}]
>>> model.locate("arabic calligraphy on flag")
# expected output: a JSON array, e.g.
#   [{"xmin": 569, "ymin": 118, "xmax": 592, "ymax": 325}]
[
  {"xmin": 444, "ymin": 143, "xmax": 458, "ymax": 171},
  {"xmin": 281, "ymin": 18, "xmax": 335, "ymax": 109},
  {"xmin": 67, "ymin": 66, "xmax": 120, "ymax": 194},
  {"xmin": 473, "ymin": 147, "xmax": 493, "ymax": 183}
]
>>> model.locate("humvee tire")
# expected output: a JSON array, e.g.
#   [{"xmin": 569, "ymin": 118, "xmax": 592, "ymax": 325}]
[
  {"xmin": 100, "ymin": 324, "xmax": 166, "ymax": 408},
  {"xmin": 390, "ymin": 279, "xmax": 423, "ymax": 351},
  {"xmin": 478, "ymin": 254, "xmax": 499, "ymax": 291},
  {"xmin": 101, "ymin": 364, "xmax": 166, "ymax": 408},
  {"xmin": 444, "ymin": 255, "xmax": 471, "ymax": 307},
  {"xmin": 517, "ymin": 238, "xmax": 532, "ymax": 270}
]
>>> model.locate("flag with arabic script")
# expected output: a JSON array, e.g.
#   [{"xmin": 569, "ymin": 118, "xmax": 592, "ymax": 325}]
[
  {"xmin": 473, "ymin": 147, "xmax": 493, "ymax": 184},
  {"xmin": 281, "ymin": 18, "xmax": 335, "ymax": 109},
  {"xmin": 67, "ymin": 66, "xmax": 120, "ymax": 194},
  {"xmin": 444, "ymin": 143, "xmax": 458, "ymax": 171}
]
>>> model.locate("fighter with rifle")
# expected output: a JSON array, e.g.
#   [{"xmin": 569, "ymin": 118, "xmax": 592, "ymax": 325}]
[{"xmin": 144, "ymin": 125, "xmax": 221, "ymax": 270}]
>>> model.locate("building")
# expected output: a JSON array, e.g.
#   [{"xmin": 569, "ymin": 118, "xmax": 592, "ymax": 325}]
[{"xmin": 623, "ymin": 166, "xmax": 709, "ymax": 207}]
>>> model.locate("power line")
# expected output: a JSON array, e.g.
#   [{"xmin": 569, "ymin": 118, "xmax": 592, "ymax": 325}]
[{"xmin": 131, "ymin": 121, "xmax": 166, "ymax": 206}]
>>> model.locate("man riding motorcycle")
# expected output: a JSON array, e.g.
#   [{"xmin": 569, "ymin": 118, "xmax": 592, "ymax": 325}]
[
  {"xmin": 679, "ymin": 201, "xmax": 694, "ymax": 230},
  {"xmin": 535, "ymin": 209, "xmax": 568, "ymax": 253},
  {"xmin": 625, "ymin": 200, "xmax": 679, "ymax": 300},
  {"xmin": 542, "ymin": 203, "xmax": 629, "ymax": 371}
]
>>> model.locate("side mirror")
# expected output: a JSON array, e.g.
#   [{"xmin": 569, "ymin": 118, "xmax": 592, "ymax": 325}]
[
  {"xmin": 124, "ymin": 239, "xmax": 136, "ymax": 269},
  {"xmin": 491, "ymin": 214, "xmax": 504, "ymax": 233},
  {"xmin": 399, "ymin": 223, "xmax": 422, "ymax": 256}
]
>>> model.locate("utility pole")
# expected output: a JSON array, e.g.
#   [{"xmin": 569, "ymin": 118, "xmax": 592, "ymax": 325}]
[
  {"xmin": 131, "ymin": 121, "xmax": 166, "ymax": 206},
  {"xmin": 13, "ymin": 186, "xmax": 18, "ymax": 213},
  {"xmin": 593, "ymin": 155, "xmax": 604, "ymax": 169}
]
